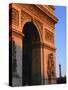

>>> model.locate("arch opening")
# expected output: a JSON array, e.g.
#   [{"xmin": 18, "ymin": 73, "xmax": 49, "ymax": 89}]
[{"xmin": 23, "ymin": 22, "xmax": 41, "ymax": 85}]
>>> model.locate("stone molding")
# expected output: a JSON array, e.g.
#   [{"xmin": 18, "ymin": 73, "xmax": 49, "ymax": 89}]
[
  {"xmin": 31, "ymin": 42, "xmax": 56, "ymax": 51},
  {"xmin": 35, "ymin": 5, "xmax": 58, "ymax": 23}
]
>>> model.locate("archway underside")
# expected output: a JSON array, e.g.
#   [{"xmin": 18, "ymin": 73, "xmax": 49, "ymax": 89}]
[{"xmin": 23, "ymin": 22, "xmax": 41, "ymax": 85}]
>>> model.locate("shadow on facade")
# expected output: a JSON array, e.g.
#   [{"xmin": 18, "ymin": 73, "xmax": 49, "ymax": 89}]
[{"xmin": 23, "ymin": 22, "xmax": 41, "ymax": 86}]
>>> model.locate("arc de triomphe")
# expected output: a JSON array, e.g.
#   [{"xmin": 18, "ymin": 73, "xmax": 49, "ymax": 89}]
[{"xmin": 9, "ymin": 3, "xmax": 58, "ymax": 86}]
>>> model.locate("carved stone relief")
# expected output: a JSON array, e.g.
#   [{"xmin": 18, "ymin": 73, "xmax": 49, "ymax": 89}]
[
  {"xmin": 21, "ymin": 5, "xmax": 54, "ymax": 28},
  {"xmin": 21, "ymin": 10, "xmax": 32, "ymax": 25},
  {"xmin": 47, "ymin": 53, "xmax": 55, "ymax": 84},
  {"xmin": 9, "ymin": 8, "xmax": 19, "ymax": 26},
  {"xmin": 45, "ymin": 30, "xmax": 54, "ymax": 44}
]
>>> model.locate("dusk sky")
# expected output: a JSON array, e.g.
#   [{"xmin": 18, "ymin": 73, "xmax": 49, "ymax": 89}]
[{"xmin": 55, "ymin": 6, "xmax": 66, "ymax": 77}]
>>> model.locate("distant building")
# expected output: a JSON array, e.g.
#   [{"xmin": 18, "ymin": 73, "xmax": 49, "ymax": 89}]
[
  {"xmin": 56, "ymin": 76, "xmax": 66, "ymax": 84},
  {"xmin": 56, "ymin": 64, "xmax": 66, "ymax": 84}
]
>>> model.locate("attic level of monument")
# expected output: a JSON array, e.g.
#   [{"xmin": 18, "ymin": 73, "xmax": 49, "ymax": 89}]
[
  {"xmin": 10, "ymin": 4, "xmax": 57, "ymax": 31},
  {"xmin": 17, "ymin": 4, "xmax": 58, "ymax": 23},
  {"xmin": 10, "ymin": 4, "xmax": 58, "ymax": 29}
]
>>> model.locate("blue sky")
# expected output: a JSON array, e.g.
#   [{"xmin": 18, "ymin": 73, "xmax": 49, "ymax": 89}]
[{"xmin": 55, "ymin": 6, "xmax": 66, "ymax": 77}]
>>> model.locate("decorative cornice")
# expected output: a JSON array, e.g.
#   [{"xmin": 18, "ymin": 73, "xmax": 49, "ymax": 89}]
[
  {"xmin": 35, "ymin": 5, "xmax": 58, "ymax": 23},
  {"xmin": 49, "ymin": 5, "xmax": 55, "ymax": 10},
  {"xmin": 17, "ymin": 4, "xmax": 58, "ymax": 24}
]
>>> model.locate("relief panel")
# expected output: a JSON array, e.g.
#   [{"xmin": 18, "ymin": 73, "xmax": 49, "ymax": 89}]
[
  {"xmin": 47, "ymin": 53, "xmax": 56, "ymax": 84},
  {"xmin": 9, "ymin": 8, "xmax": 19, "ymax": 26},
  {"xmin": 45, "ymin": 30, "xmax": 54, "ymax": 44}
]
